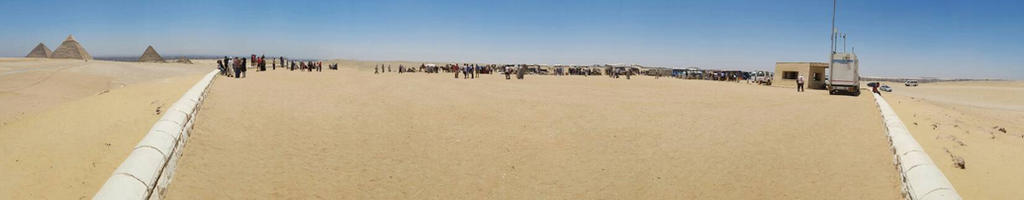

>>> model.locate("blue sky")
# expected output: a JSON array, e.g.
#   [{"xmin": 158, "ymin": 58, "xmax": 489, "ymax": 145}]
[{"xmin": 1, "ymin": 0, "xmax": 1021, "ymax": 79}]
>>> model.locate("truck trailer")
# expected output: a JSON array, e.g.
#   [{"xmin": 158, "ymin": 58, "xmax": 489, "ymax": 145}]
[{"xmin": 827, "ymin": 53, "xmax": 859, "ymax": 96}]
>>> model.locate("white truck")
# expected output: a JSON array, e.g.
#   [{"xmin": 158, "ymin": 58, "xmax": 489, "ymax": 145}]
[
  {"xmin": 752, "ymin": 71, "xmax": 772, "ymax": 85},
  {"xmin": 827, "ymin": 53, "xmax": 860, "ymax": 96}
]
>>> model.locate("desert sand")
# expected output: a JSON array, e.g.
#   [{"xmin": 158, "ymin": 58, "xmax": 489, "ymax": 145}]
[
  {"xmin": 0, "ymin": 58, "xmax": 213, "ymax": 199},
  {"xmin": 883, "ymin": 81, "xmax": 1024, "ymax": 199},
  {"xmin": 166, "ymin": 64, "xmax": 900, "ymax": 199},
  {"xmin": 0, "ymin": 58, "xmax": 214, "ymax": 125}
]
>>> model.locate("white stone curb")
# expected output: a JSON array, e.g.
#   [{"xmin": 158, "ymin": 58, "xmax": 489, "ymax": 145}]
[
  {"xmin": 872, "ymin": 93, "xmax": 961, "ymax": 200},
  {"xmin": 94, "ymin": 70, "xmax": 219, "ymax": 200}
]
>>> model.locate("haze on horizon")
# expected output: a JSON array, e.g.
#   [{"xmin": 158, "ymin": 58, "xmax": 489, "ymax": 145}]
[{"xmin": 1, "ymin": 0, "xmax": 1021, "ymax": 79}]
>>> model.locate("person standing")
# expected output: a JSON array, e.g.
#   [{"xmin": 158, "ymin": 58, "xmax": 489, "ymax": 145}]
[
  {"xmin": 223, "ymin": 56, "xmax": 231, "ymax": 76},
  {"xmin": 259, "ymin": 55, "xmax": 266, "ymax": 71},
  {"xmin": 229, "ymin": 58, "xmax": 236, "ymax": 78},
  {"xmin": 241, "ymin": 58, "xmax": 248, "ymax": 78},
  {"xmin": 796, "ymin": 75, "xmax": 805, "ymax": 92},
  {"xmin": 217, "ymin": 60, "xmax": 225, "ymax": 76},
  {"xmin": 504, "ymin": 65, "xmax": 512, "ymax": 80},
  {"xmin": 258, "ymin": 56, "xmax": 266, "ymax": 71},
  {"xmin": 462, "ymin": 65, "xmax": 468, "ymax": 79},
  {"xmin": 453, "ymin": 64, "xmax": 460, "ymax": 79},
  {"xmin": 516, "ymin": 65, "xmax": 525, "ymax": 79},
  {"xmin": 233, "ymin": 57, "xmax": 242, "ymax": 78}
]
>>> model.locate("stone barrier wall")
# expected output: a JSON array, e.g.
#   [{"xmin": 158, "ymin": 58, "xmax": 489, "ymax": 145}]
[
  {"xmin": 93, "ymin": 70, "xmax": 219, "ymax": 200},
  {"xmin": 872, "ymin": 93, "xmax": 961, "ymax": 200}
]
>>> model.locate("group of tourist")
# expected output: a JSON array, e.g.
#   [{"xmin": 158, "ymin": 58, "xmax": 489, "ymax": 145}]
[
  {"xmin": 374, "ymin": 63, "xmax": 534, "ymax": 80},
  {"xmin": 217, "ymin": 56, "xmax": 248, "ymax": 78},
  {"xmin": 290, "ymin": 61, "xmax": 324, "ymax": 72},
  {"xmin": 555, "ymin": 67, "xmax": 598, "ymax": 77},
  {"xmin": 216, "ymin": 55, "xmax": 336, "ymax": 79},
  {"xmin": 452, "ymin": 64, "xmax": 479, "ymax": 79},
  {"xmin": 215, "ymin": 59, "xmax": 822, "ymax": 95}
]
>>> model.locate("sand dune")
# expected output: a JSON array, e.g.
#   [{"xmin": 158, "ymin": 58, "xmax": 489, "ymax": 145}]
[
  {"xmin": 885, "ymin": 81, "xmax": 1024, "ymax": 200},
  {"xmin": 0, "ymin": 58, "xmax": 213, "ymax": 199},
  {"xmin": 166, "ymin": 68, "xmax": 900, "ymax": 199}
]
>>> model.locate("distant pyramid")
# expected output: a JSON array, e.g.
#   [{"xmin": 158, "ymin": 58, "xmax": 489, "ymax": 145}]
[
  {"xmin": 25, "ymin": 43, "xmax": 52, "ymax": 58},
  {"xmin": 174, "ymin": 56, "xmax": 193, "ymax": 64},
  {"xmin": 137, "ymin": 45, "xmax": 165, "ymax": 62},
  {"xmin": 50, "ymin": 35, "xmax": 92, "ymax": 60}
]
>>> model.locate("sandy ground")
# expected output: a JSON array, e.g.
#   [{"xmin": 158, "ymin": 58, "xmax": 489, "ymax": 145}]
[
  {"xmin": 0, "ymin": 58, "xmax": 213, "ymax": 199},
  {"xmin": 883, "ymin": 81, "xmax": 1024, "ymax": 200},
  {"xmin": 167, "ymin": 67, "xmax": 900, "ymax": 199},
  {"xmin": 0, "ymin": 58, "xmax": 215, "ymax": 125}
]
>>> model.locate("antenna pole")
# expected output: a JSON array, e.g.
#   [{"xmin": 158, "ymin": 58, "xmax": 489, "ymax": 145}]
[
  {"xmin": 843, "ymin": 33, "xmax": 847, "ymax": 53},
  {"xmin": 829, "ymin": 0, "xmax": 837, "ymax": 68}
]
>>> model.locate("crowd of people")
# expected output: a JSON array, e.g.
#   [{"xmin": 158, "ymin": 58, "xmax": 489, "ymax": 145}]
[
  {"xmin": 216, "ymin": 54, "xmax": 335, "ymax": 79},
  {"xmin": 215, "ymin": 59, "xmax": 823, "ymax": 95},
  {"xmin": 375, "ymin": 63, "xmax": 530, "ymax": 80},
  {"xmin": 369, "ymin": 63, "xmax": 647, "ymax": 81}
]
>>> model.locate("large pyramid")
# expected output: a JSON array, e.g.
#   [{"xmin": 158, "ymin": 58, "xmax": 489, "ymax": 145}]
[
  {"xmin": 137, "ymin": 45, "xmax": 165, "ymax": 62},
  {"xmin": 50, "ymin": 35, "xmax": 92, "ymax": 60},
  {"xmin": 25, "ymin": 43, "xmax": 52, "ymax": 58}
]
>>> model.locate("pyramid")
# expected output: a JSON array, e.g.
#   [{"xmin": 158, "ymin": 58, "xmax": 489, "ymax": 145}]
[
  {"xmin": 174, "ymin": 56, "xmax": 193, "ymax": 64},
  {"xmin": 25, "ymin": 43, "xmax": 52, "ymax": 58},
  {"xmin": 137, "ymin": 45, "xmax": 165, "ymax": 62},
  {"xmin": 50, "ymin": 35, "xmax": 92, "ymax": 60}
]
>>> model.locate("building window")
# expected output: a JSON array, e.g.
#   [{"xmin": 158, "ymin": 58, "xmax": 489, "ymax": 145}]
[
  {"xmin": 782, "ymin": 71, "xmax": 798, "ymax": 79},
  {"xmin": 813, "ymin": 73, "xmax": 821, "ymax": 81}
]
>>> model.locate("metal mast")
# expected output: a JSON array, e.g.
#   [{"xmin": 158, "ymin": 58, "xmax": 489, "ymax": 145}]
[
  {"xmin": 830, "ymin": 0, "xmax": 837, "ymax": 55},
  {"xmin": 828, "ymin": 0, "xmax": 837, "ymax": 76}
]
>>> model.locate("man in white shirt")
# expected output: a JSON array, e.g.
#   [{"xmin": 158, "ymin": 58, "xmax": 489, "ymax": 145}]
[
  {"xmin": 796, "ymin": 75, "xmax": 805, "ymax": 92},
  {"xmin": 505, "ymin": 66, "xmax": 512, "ymax": 80}
]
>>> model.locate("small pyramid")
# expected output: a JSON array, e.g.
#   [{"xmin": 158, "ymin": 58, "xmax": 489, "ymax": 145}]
[
  {"xmin": 174, "ymin": 56, "xmax": 193, "ymax": 64},
  {"xmin": 138, "ymin": 45, "xmax": 165, "ymax": 62},
  {"xmin": 26, "ymin": 43, "xmax": 52, "ymax": 58},
  {"xmin": 50, "ymin": 34, "xmax": 93, "ymax": 60}
]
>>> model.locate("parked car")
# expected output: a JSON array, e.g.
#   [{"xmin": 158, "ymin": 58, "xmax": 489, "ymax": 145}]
[
  {"xmin": 866, "ymin": 82, "xmax": 879, "ymax": 88},
  {"xmin": 880, "ymin": 85, "xmax": 892, "ymax": 92},
  {"xmin": 905, "ymin": 80, "xmax": 919, "ymax": 87}
]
